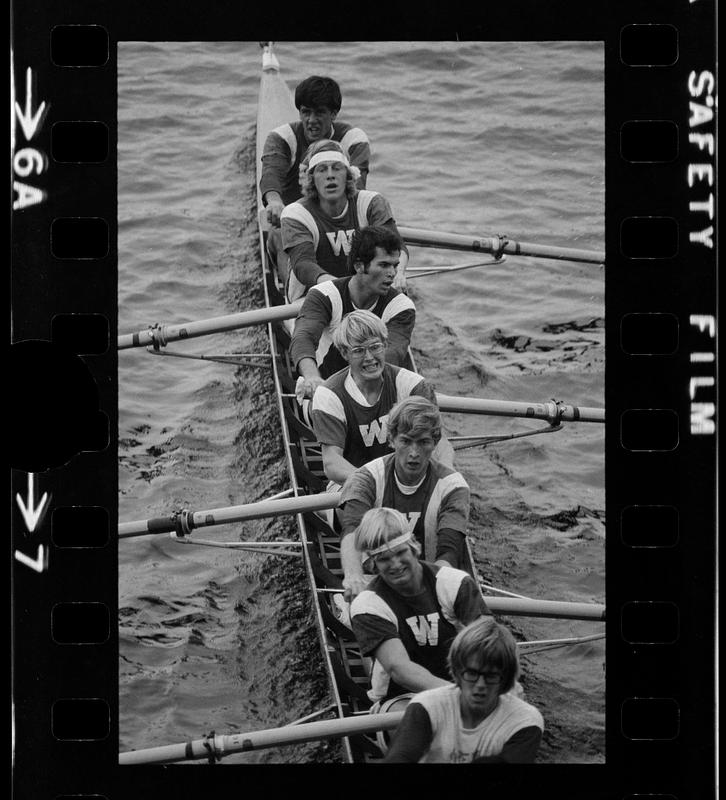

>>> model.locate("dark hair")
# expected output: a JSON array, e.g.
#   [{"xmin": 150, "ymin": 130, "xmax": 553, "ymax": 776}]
[
  {"xmin": 349, "ymin": 225, "xmax": 403, "ymax": 273},
  {"xmin": 295, "ymin": 76, "xmax": 342, "ymax": 113}
]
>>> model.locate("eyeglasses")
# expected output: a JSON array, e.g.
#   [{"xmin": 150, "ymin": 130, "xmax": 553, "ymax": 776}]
[
  {"xmin": 348, "ymin": 342, "xmax": 385, "ymax": 358},
  {"xmin": 460, "ymin": 668, "xmax": 503, "ymax": 685}
]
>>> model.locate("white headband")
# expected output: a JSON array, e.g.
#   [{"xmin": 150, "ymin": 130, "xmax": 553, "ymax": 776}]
[
  {"xmin": 308, "ymin": 150, "xmax": 350, "ymax": 170},
  {"xmin": 366, "ymin": 531, "xmax": 414, "ymax": 557}
]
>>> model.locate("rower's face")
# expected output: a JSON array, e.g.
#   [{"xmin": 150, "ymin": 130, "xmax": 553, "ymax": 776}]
[
  {"xmin": 347, "ymin": 337, "xmax": 386, "ymax": 382},
  {"xmin": 356, "ymin": 247, "xmax": 399, "ymax": 296},
  {"xmin": 312, "ymin": 161, "xmax": 347, "ymax": 202},
  {"xmin": 392, "ymin": 430, "xmax": 437, "ymax": 483},
  {"xmin": 299, "ymin": 105, "xmax": 337, "ymax": 142},
  {"xmin": 456, "ymin": 659, "xmax": 503, "ymax": 720},
  {"xmin": 373, "ymin": 543, "xmax": 419, "ymax": 589}
]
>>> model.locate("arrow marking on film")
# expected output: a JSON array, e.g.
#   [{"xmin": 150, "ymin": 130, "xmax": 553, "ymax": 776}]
[
  {"xmin": 15, "ymin": 545, "xmax": 48, "ymax": 574},
  {"xmin": 16, "ymin": 472, "xmax": 49, "ymax": 533},
  {"xmin": 15, "ymin": 67, "xmax": 48, "ymax": 141}
]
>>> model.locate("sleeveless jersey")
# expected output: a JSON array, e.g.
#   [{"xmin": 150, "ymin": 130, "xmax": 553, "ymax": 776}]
[
  {"xmin": 281, "ymin": 190, "xmax": 398, "ymax": 300},
  {"xmin": 414, "ymin": 686, "xmax": 544, "ymax": 763},
  {"xmin": 350, "ymin": 563, "xmax": 487, "ymax": 701},
  {"xmin": 341, "ymin": 454, "xmax": 470, "ymax": 561},
  {"xmin": 289, "ymin": 276, "xmax": 416, "ymax": 378},
  {"xmin": 260, "ymin": 120, "xmax": 370, "ymax": 206},
  {"xmin": 311, "ymin": 364, "xmax": 436, "ymax": 468}
]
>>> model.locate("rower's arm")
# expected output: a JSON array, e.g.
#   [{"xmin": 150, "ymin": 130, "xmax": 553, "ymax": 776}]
[
  {"xmin": 434, "ymin": 484, "xmax": 470, "ymax": 566},
  {"xmin": 262, "ymin": 190, "xmax": 284, "ymax": 227},
  {"xmin": 472, "ymin": 726, "xmax": 543, "ymax": 763},
  {"xmin": 259, "ymin": 130, "xmax": 292, "ymax": 201},
  {"xmin": 383, "ymin": 703, "xmax": 433, "ymax": 763},
  {"xmin": 383, "ymin": 306, "xmax": 415, "ymax": 367},
  {"xmin": 339, "ymin": 471, "xmax": 378, "ymax": 601},
  {"xmin": 280, "ymin": 213, "xmax": 330, "ymax": 288},
  {"xmin": 393, "ymin": 247, "xmax": 409, "ymax": 292},
  {"xmin": 345, "ymin": 129, "xmax": 370, "ymax": 189},
  {"xmin": 320, "ymin": 444, "xmax": 357, "ymax": 486},
  {"xmin": 290, "ymin": 289, "xmax": 331, "ymax": 371},
  {"xmin": 340, "ymin": 533, "xmax": 369, "ymax": 602},
  {"xmin": 432, "ymin": 433, "xmax": 455, "ymax": 469},
  {"xmin": 375, "ymin": 638, "xmax": 451, "ymax": 693},
  {"xmin": 296, "ymin": 358, "xmax": 325, "ymax": 398},
  {"xmin": 286, "ymin": 240, "xmax": 329, "ymax": 288}
]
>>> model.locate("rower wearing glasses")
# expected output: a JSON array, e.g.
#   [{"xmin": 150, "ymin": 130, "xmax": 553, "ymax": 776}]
[
  {"xmin": 310, "ymin": 309, "xmax": 439, "ymax": 489},
  {"xmin": 349, "ymin": 507, "xmax": 488, "ymax": 704},
  {"xmin": 383, "ymin": 617, "xmax": 544, "ymax": 763},
  {"xmin": 290, "ymin": 225, "xmax": 415, "ymax": 400},
  {"xmin": 281, "ymin": 139, "xmax": 409, "ymax": 303}
]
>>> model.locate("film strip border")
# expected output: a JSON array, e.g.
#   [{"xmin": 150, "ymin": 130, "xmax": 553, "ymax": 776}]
[
  {"xmin": 9, "ymin": 7, "xmax": 717, "ymax": 799},
  {"xmin": 11, "ymin": 20, "xmax": 119, "ymax": 800},
  {"xmin": 606, "ymin": 9, "xmax": 717, "ymax": 799}
]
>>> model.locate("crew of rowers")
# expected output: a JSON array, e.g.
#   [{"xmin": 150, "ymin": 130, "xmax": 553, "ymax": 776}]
[{"xmin": 259, "ymin": 75, "xmax": 544, "ymax": 764}]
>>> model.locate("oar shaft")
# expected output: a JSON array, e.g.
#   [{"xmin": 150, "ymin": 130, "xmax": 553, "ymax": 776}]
[
  {"xmin": 119, "ymin": 711, "xmax": 404, "ymax": 765},
  {"xmin": 119, "ymin": 492, "xmax": 341, "ymax": 538},
  {"xmin": 437, "ymin": 393, "xmax": 605, "ymax": 423},
  {"xmin": 118, "ymin": 300, "xmax": 303, "ymax": 350},
  {"xmin": 485, "ymin": 596, "xmax": 606, "ymax": 621},
  {"xmin": 400, "ymin": 226, "xmax": 604, "ymax": 265}
]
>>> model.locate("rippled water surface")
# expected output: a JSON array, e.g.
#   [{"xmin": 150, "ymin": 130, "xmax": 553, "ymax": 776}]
[{"xmin": 118, "ymin": 41, "xmax": 605, "ymax": 763}]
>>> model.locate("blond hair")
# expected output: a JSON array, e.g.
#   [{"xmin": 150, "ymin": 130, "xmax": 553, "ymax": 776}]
[
  {"xmin": 353, "ymin": 507, "xmax": 422, "ymax": 558},
  {"xmin": 333, "ymin": 309, "xmax": 388, "ymax": 354},
  {"xmin": 299, "ymin": 139, "xmax": 361, "ymax": 200}
]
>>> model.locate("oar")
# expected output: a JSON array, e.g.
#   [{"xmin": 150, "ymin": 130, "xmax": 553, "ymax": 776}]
[
  {"xmin": 437, "ymin": 393, "xmax": 605, "ymax": 423},
  {"xmin": 406, "ymin": 256, "xmax": 505, "ymax": 279},
  {"xmin": 118, "ymin": 710, "xmax": 405, "ymax": 765},
  {"xmin": 119, "ymin": 493, "xmax": 341, "ymax": 539},
  {"xmin": 400, "ymin": 226, "xmax": 604, "ymax": 265},
  {"xmin": 118, "ymin": 298, "xmax": 304, "ymax": 351},
  {"xmin": 517, "ymin": 632, "xmax": 605, "ymax": 655},
  {"xmin": 484, "ymin": 597, "xmax": 605, "ymax": 621}
]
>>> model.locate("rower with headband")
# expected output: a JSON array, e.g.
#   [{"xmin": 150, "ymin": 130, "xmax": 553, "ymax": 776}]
[
  {"xmin": 348, "ymin": 506, "xmax": 490, "ymax": 705},
  {"xmin": 306, "ymin": 149, "xmax": 356, "ymax": 171}
]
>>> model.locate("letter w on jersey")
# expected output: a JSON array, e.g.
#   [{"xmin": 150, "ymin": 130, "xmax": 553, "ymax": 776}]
[
  {"xmin": 405, "ymin": 613, "xmax": 440, "ymax": 645},
  {"xmin": 359, "ymin": 416, "xmax": 388, "ymax": 447},
  {"xmin": 403, "ymin": 511, "xmax": 421, "ymax": 532},
  {"xmin": 326, "ymin": 229, "xmax": 354, "ymax": 256}
]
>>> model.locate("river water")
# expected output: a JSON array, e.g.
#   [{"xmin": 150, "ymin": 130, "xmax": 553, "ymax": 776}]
[{"xmin": 118, "ymin": 40, "xmax": 605, "ymax": 763}]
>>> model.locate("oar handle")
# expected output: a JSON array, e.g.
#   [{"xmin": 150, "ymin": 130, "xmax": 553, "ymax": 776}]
[{"xmin": 118, "ymin": 299, "xmax": 303, "ymax": 350}]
